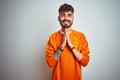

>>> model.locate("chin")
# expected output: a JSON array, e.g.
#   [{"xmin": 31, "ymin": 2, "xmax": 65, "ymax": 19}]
[
  {"xmin": 62, "ymin": 25, "xmax": 70, "ymax": 28},
  {"xmin": 60, "ymin": 22, "xmax": 72, "ymax": 28},
  {"xmin": 62, "ymin": 24, "xmax": 72, "ymax": 28}
]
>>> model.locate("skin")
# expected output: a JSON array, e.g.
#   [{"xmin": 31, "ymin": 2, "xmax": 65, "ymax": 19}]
[{"xmin": 58, "ymin": 11, "xmax": 83, "ymax": 61}]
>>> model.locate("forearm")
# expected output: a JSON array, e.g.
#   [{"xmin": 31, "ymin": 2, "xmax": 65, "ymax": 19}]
[
  {"xmin": 70, "ymin": 46, "xmax": 83, "ymax": 60},
  {"xmin": 46, "ymin": 46, "xmax": 64, "ymax": 68},
  {"xmin": 71, "ymin": 46, "xmax": 90, "ymax": 67},
  {"xmin": 54, "ymin": 37, "xmax": 66, "ymax": 60},
  {"xmin": 66, "ymin": 33, "xmax": 90, "ymax": 67},
  {"xmin": 54, "ymin": 47, "xmax": 63, "ymax": 60}
]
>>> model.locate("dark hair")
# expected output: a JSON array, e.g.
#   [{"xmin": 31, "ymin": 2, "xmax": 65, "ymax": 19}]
[{"xmin": 58, "ymin": 3, "xmax": 74, "ymax": 13}]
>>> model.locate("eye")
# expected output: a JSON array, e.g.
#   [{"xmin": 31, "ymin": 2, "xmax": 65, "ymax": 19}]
[
  {"xmin": 68, "ymin": 14, "xmax": 73, "ymax": 17},
  {"xmin": 60, "ymin": 13, "xmax": 65, "ymax": 17}
]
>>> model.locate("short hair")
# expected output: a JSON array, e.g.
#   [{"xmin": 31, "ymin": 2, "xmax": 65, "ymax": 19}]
[{"xmin": 58, "ymin": 3, "xmax": 74, "ymax": 13}]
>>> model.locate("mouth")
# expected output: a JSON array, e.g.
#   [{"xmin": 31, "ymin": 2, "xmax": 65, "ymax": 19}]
[
  {"xmin": 60, "ymin": 20, "xmax": 72, "ymax": 28},
  {"xmin": 62, "ymin": 20, "xmax": 71, "ymax": 26},
  {"xmin": 62, "ymin": 20, "xmax": 70, "ymax": 23},
  {"xmin": 64, "ymin": 21, "xmax": 69, "ymax": 24}
]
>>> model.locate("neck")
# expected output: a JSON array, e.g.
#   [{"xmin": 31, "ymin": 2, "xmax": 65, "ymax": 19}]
[
  {"xmin": 61, "ymin": 27, "xmax": 72, "ymax": 32},
  {"xmin": 60, "ymin": 28, "xmax": 72, "ymax": 34}
]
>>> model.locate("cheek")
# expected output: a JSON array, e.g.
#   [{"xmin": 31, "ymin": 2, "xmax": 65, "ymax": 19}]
[
  {"xmin": 70, "ymin": 18, "xmax": 74, "ymax": 22},
  {"xmin": 60, "ymin": 17, "xmax": 65, "ymax": 21},
  {"xmin": 70, "ymin": 17, "xmax": 74, "ymax": 20},
  {"xmin": 69, "ymin": 17, "xmax": 74, "ymax": 21},
  {"xmin": 58, "ymin": 16, "xmax": 64, "ymax": 21}
]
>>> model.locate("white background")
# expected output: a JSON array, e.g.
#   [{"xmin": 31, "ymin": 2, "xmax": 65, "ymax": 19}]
[{"xmin": 0, "ymin": 0, "xmax": 120, "ymax": 80}]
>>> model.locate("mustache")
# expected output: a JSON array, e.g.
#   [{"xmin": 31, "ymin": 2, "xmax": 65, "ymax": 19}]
[{"xmin": 62, "ymin": 20, "xmax": 71, "ymax": 23}]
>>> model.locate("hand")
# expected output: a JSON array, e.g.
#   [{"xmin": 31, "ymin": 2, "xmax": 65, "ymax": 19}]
[
  {"xmin": 60, "ymin": 33, "xmax": 66, "ymax": 50},
  {"xmin": 64, "ymin": 29, "xmax": 73, "ymax": 48}
]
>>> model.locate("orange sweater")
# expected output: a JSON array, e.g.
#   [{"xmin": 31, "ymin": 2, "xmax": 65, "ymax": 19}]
[{"xmin": 46, "ymin": 29, "xmax": 90, "ymax": 80}]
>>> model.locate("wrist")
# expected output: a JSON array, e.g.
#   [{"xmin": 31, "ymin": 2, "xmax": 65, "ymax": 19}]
[
  {"xmin": 54, "ymin": 49, "xmax": 61, "ymax": 60},
  {"xmin": 60, "ymin": 46, "xmax": 64, "ymax": 51},
  {"xmin": 70, "ymin": 46, "xmax": 76, "ymax": 50}
]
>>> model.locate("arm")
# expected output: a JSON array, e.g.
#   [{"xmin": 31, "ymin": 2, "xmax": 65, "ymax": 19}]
[
  {"xmin": 70, "ymin": 46, "xmax": 90, "ymax": 67},
  {"xmin": 54, "ymin": 34, "xmax": 66, "ymax": 60},
  {"xmin": 46, "ymin": 37, "xmax": 58, "ymax": 68},
  {"xmin": 46, "ymin": 34, "xmax": 66, "ymax": 68},
  {"xmin": 66, "ymin": 30, "xmax": 90, "ymax": 67}
]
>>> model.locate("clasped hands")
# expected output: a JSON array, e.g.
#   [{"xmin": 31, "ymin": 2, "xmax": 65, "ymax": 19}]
[{"xmin": 60, "ymin": 29, "xmax": 73, "ymax": 50}]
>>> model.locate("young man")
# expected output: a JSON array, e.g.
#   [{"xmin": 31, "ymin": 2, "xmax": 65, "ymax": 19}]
[{"xmin": 46, "ymin": 3, "xmax": 90, "ymax": 80}]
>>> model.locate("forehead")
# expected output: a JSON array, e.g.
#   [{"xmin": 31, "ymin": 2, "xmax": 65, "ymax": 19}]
[{"xmin": 59, "ymin": 11, "xmax": 73, "ymax": 14}]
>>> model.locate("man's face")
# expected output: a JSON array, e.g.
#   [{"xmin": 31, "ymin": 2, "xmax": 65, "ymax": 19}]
[{"xmin": 58, "ymin": 11, "xmax": 74, "ymax": 28}]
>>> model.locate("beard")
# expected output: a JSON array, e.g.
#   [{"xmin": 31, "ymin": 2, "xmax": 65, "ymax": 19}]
[{"xmin": 60, "ymin": 20, "xmax": 73, "ymax": 28}]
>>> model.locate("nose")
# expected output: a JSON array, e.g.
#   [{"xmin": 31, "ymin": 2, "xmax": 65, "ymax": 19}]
[{"xmin": 64, "ymin": 15, "xmax": 69, "ymax": 20}]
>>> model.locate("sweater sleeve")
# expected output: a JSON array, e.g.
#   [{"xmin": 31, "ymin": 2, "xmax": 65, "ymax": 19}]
[
  {"xmin": 46, "ymin": 35, "xmax": 58, "ymax": 68},
  {"xmin": 79, "ymin": 34, "xmax": 90, "ymax": 67}
]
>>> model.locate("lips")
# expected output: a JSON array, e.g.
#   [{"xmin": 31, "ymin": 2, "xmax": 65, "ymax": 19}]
[
  {"xmin": 62, "ymin": 20, "xmax": 70, "ymax": 25},
  {"xmin": 64, "ymin": 21, "xmax": 69, "ymax": 24},
  {"xmin": 62, "ymin": 20, "xmax": 70, "ymax": 23}
]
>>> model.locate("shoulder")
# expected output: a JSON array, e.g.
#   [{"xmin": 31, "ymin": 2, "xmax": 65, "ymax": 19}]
[
  {"xmin": 72, "ymin": 29, "xmax": 85, "ymax": 37},
  {"xmin": 48, "ymin": 30, "xmax": 61, "ymax": 40},
  {"xmin": 50, "ymin": 31, "xmax": 60, "ymax": 37},
  {"xmin": 72, "ymin": 29, "xmax": 88, "ymax": 43}
]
